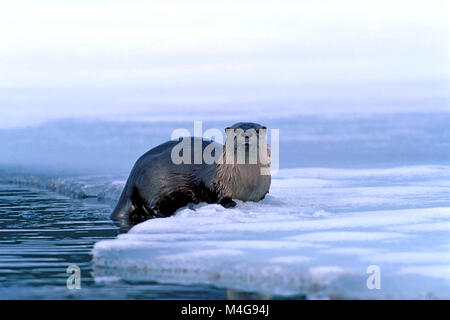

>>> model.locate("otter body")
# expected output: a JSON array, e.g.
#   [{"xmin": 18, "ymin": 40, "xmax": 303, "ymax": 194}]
[{"xmin": 111, "ymin": 123, "xmax": 271, "ymax": 225}]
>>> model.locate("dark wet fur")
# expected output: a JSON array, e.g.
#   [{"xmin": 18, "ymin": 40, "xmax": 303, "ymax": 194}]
[{"xmin": 111, "ymin": 123, "xmax": 270, "ymax": 226}]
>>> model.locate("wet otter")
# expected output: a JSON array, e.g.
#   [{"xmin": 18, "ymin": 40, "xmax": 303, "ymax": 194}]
[{"xmin": 111, "ymin": 122, "xmax": 271, "ymax": 225}]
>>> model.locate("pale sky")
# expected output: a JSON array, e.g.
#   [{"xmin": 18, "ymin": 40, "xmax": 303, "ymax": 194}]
[{"xmin": 0, "ymin": 0, "xmax": 449, "ymax": 128}]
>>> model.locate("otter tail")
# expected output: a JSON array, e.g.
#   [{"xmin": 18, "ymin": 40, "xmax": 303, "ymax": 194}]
[{"xmin": 110, "ymin": 182, "xmax": 133, "ymax": 221}]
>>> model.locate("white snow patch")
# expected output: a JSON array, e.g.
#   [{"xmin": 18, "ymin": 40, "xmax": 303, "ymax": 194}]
[{"xmin": 91, "ymin": 166, "xmax": 450, "ymax": 298}]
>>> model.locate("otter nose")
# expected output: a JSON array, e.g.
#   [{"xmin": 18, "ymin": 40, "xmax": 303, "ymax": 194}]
[{"xmin": 241, "ymin": 131, "xmax": 254, "ymax": 138}]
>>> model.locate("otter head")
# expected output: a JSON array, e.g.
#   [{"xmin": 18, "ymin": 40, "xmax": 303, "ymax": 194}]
[
  {"xmin": 224, "ymin": 122, "xmax": 268, "ymax": 165},
  {"xmin": 215, "ymin": 122, "xmax": 271, "ymax": 201}
]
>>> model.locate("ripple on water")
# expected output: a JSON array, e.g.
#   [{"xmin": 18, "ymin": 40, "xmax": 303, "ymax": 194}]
[{"xmin": 0, "ymin": 183, "xmax": 229, "ymax": 299}]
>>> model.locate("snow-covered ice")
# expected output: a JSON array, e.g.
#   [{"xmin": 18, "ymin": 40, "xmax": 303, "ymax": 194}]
[
  {"xmin": 92, "ymin": 165, "xmax": 450, "ymax": 299},
  {"xmin": 1, "ymin": 114, "xmax": 448, "ymax": 298}
]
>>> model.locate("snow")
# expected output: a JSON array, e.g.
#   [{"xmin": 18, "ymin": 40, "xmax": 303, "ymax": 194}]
[
  {"xmin": 92, "ymin": 165, "xmax": 450, "ymax": 299},
  {"xmin": 1, "ymin": 113, "xmax": 449, "ymax": 298}
]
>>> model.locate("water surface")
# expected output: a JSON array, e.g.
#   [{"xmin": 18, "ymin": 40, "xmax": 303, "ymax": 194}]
[{"xmin": 0, "ymin": 183, "xmax": 227, "ymax": 299}]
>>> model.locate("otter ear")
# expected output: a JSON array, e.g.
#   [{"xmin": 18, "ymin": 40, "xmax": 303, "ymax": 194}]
[{"xmin": 256, "ymin": 126, "xmax": 267, "ymax": 133}]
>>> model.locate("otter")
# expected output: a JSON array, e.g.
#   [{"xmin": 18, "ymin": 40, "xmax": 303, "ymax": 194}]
[{"xmin": 111, "ymin": 122, "xmax": 271, "ymax": 225}]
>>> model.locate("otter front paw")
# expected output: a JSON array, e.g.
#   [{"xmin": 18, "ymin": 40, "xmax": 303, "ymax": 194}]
[{"xmin": 219, "ymin": 197, "xmax": 237, "ymax": 208}]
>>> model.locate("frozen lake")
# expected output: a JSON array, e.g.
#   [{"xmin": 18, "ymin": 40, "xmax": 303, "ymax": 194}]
[{"xmin": 0, "ymin": 113, "xmax": 449, "ymax": 299}]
